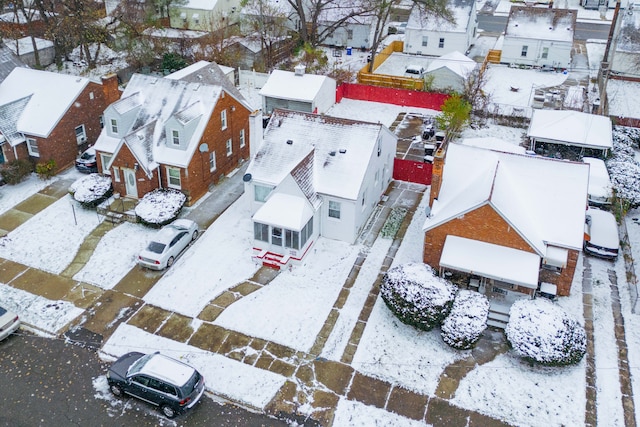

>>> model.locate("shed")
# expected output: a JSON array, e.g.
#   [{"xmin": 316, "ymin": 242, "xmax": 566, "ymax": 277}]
[{"xmin": 259, "ymin": 67, "xmax": 336, "ymax": 116}]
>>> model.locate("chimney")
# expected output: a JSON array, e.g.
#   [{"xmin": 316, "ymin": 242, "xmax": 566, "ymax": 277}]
[
  {"xmin": 294, "ymin": 64, "xmax": 306, "ymax": 76},
  {"xmin": 428, "ymin": 145, "xmax": 447, "ymax": 208},
  {"xmin": 101, "ymin": 73, "xmax": 121, "ymax": 105}
]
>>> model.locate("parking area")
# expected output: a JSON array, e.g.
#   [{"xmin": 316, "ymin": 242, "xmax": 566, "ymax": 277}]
[{"xmin": 390, "ymin": 111, "xmax": 442, "ymax": 163}]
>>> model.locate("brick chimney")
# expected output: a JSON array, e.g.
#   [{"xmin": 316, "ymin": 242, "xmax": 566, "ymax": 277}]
[
  {"xmin": 429, "ymin": 145, "xmax": 446, "ymax": 207},
  {"xmin": 101, "ymin": 73, "xmax": 121, "ymax": 105}
]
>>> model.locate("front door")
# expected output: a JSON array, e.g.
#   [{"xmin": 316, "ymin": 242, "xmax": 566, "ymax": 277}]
[{"xmin": 123, "ymin": 168, "xmax": 137, "ymax": 198}]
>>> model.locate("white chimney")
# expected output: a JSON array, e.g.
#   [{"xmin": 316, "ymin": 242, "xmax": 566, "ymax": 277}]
[{"xmin": 294, "ymin": 64, "xmax": 306, "ymax": 76}]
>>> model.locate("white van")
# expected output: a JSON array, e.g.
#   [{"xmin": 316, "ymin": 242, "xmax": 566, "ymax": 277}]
[
  {"xmin": 584, "ymin": 207, "xmax": 619, "ymax": 259},
  {"xmin": 582, "ymin": 157, "xmax": 613, "ymax": 206}
]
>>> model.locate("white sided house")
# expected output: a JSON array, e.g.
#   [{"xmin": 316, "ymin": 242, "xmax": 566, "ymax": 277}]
[
  {"xmin": 259, "ymin": 66, "xmax": 336, "ymax": 117},
  {"xmin": 169, "ymin": 0, "xmax": 242, "ymax": 30},
  {"xmin": 500, "ymin": 6, "xmax": 576, "ymax": 69},
  {"xmin": 403, "ymin": 0, "xmax": 477, "ymax": 57},
  {"xmin": 245, "ymin": 109, "xmax": 397, "ymax": 269},
  {"xmin": 425, "ymin": 51, "xmax": 477, "ymax": 92}
]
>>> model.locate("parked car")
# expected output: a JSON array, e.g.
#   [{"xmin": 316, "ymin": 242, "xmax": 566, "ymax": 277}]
[
  {"xmin": 584, "ymin": 207, "xmax": 619, "ymax": 259},
  {"xmin": 106, "ymin": 351, "xmax": 205, "ymax": 418},
  {"xmin": 0, "ymin": 305, "xmax": 20, "ymax": 342},
  {"xmin": 404, "ymin": 64, "xmax": 425, "ymax": 78},
  {"xmin": 75, "ymin": 147, "xmax": 98, "ymax": 173},
  {"xmin": 138, "ymin": 219, "xmax": 199, "ymax": 270}
]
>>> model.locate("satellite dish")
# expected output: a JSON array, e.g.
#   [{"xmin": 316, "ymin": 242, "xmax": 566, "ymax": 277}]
[
  {"xmin": 243, "ymin": 173, "xmax": 252, "ymax": 182},
  {"xmin": 199, "ymin": 143, "xmax": 209, "ymax": 152}
]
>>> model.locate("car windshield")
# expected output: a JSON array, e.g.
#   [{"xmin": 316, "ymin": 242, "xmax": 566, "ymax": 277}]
[
  {"xmin": 146, "ymin": 241, "xmax": 166, "ymax": 254},
  {"xmin": 80, "ymin": 152, "xmax": 94, "ymax": 160},
  {"xmin": 127, "ymin": 353, "xmax": 154, "ymax": 377},
  {"xmin": 0, "ymin": 307, "xmax": 6, "ymax": 316}
]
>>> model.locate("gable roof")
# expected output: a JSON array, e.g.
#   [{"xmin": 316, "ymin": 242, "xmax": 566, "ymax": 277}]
[
  {"xmin": 247, "ymin": 109, "xmax": 388, "ymax": 201},
  {"xmin": 406, "ymin": 0, "xmax": 474, "ymax": 33},
  {"xmin": 0, "ymin": 43, "xmax": 26, "ymax": 82},
  {"xmin": 426, "ymin": 51, "xmax": 476, "ymax": 77},
  {"xmin": 505, "ymin": 6, "xmax": 576, "ymax": 43},
  {"xmin": 259, "ymin": 69, "xmax": 335, "ymax": 103},
  {"xmin": 527, "ymin": 109, "xmax": 613, "ymax": 150},
  {"xmin": 423, "ymin": 143, "xmax": 589, "ymax": 254},
  {"xmin": 0, "ymin": 68, "xmax": 90, "ymax": 138}
]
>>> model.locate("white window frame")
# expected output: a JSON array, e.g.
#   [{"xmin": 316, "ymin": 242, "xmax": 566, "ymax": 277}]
[
  {"xmin": 100, "ymin": 153, "xmax": 112, "ymax": 174},
  {"xmin": 521, "ymin": 45, "xmax": 528, "ymax": 57},
  {"xmin": 26, "ymin": 138, "xmax": 39, "ymax": 157},
  {"xmin": 422, "ymin": 36, "xmax": 428, "ymax": 47},
  {"xmin": 113, "ymin": 166, "xmax": 121, "ymax": 182},
  {"xmin": 110, "ymin": 118, "xmax": 118, "ymax": 134},
  {"xmin": 541, "ymin": 47, "xmax": 549, "ymax": 59},
  {"xmin": 239, "ymin": 129, "xmax": 245, "ymax": 148},
  {"xmin": 221, "ymin": 109, "xmax": 227, "ymax": 130},
  {"xmin": 166, "ymin": 166, "xmax": 181, "ymax": 189},
  {"xmin": 328, "ymin": 200, "xmax": 341, "ymax": 219},
  {"xmin": 209, "ymin": 151, "xmax": 216, "ymax": 172},
  {"xmin": 438, "ymin": 38, "xmax": 444, "ymax": 48},
  {"xmin": 171, "ymin": 129, "xmax": 180, "ymax": 146},
  {"xmin": 254, "ymin": 184, "xmax": 272, "ymax": 202},
  {"xmin": 75, "ymin": 125, "xmax": 86, "ymax": 144},
  {"xmin": 226, "ymin": 138, "xmax": 232, "ymax": 156}
]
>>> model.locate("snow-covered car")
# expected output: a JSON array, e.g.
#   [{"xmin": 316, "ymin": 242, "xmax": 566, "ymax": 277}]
[
  {"xmin": 584, "ymin": 207, "xmax": 619, "ymax": 259},
  {"xmin": 106, "ymin": 351, "xmax": 205, "ymax": 418},
  {"xmin": 0, "ymin": 305, "xmax": 20, "ymax": 342},
  {"xmin": 75, "ymin": 147, "xmax": 98, "ymax": 173},
  {"xmin": 138, "ymin": 219, "xmax": 199, "ymax": 270},
  {"xmin": 582, "ymin": 157, "xmax": 613, "ymax": 206}
]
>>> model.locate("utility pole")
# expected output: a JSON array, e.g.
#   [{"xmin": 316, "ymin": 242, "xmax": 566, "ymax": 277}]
[{"xmin": 598, "ymin": 0, "xmax": 622, "ymax": 115}]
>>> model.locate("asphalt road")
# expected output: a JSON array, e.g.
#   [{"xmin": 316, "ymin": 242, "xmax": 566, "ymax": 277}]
[{"xmin": 0, "ymin": 332, "xmax": 287, "ymax": 427}]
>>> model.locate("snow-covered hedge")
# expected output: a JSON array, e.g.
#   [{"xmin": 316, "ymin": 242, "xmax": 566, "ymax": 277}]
[
  {"xmin": 506, "ymin": 299, "xmax": 586, "ymax": 366},
  {"xmin": 68, "ymin": 174, "xmax": 113, "ymax": 208},
  {"xmin": 607, "ymin": 127, "xmax": 640, "ymax": 210},
  {"xmin": 135, "ymin": 189, "xmax": 187, "ymax": 227},
  {"xmin": 441, "ymin": 290, "xmax": 489, "ymax": 350},
  {"xmin": 381, "ymin": 263, "xmax": 458, "ymax": 331}
]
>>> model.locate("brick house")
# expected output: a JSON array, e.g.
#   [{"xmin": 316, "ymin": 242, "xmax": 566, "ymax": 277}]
[
  {"xmin": 93, "ymin": 62, "xmax": 256, "ymax": 206},
  {"xmin": 0, "ymin": 68, "xmax": 120, "ymax": 169},
  {"xmin": 423, "ymin": 143, "xmax": 589, "ymax": 327}
]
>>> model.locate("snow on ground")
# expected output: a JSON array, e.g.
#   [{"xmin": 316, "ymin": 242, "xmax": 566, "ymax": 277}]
[
  {"xmin": 327, "ymin": 98, "xmax": 439, "ymax": 128},
  {"xmin": 485, "ymin": 65, "xmax": 569, "ymax": 109},
  {"xmin": 214, "ymin": 238, "xmax": 361, "ymax": 352},
  {"xmin": 623, "ymin": 209, "xmax": 640, "ymax": 425},
  {"xmin": 143, "ymin": 193, "xmax": 260, "ymax": 318},
  {"xmin": 101, "ymin": 323, "xmax": 287, "ymax": 410},
  {"xmin": 334, "ymin": 398, "xmax": 431, "ymax": 427},
  {"xmin": 0, "ymin": 194, "xmax": 100, "ymax": 274},
  {"xmin": 0, "ymin": 174, "xmax": 55, "ymax": 215}
]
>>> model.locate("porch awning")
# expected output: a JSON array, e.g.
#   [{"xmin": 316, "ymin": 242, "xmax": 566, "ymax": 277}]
[
  {"xmin": 440, "ymin": 235, "xmax": 540, "ymax": 289},
  {"xmin": 253, "ymin": 192, "xmax": 313, "ymax": 231}
]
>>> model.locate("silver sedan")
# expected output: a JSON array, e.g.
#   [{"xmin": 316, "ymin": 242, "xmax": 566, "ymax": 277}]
[
  {"xmin": 138, "ymin": 219, "xmax": 199, "ymax": 270},
  {"xmin": 0, "ymin": 305, "xmax": 20, "ymax": 341}
]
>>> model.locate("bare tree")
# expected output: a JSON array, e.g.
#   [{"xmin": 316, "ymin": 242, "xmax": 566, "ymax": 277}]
[
  {"xmin": 461, "ymin": 64, "xmax": 492, "ymax": 126},
  {"xmin": 241, "ymin": 0, "xmax": 294, "ymax": 70}
]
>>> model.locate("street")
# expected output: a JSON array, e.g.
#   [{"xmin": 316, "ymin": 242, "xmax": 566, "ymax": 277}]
[{"xmin": 0, "ymin": 332, "xmax": 287, "ymax": 427}]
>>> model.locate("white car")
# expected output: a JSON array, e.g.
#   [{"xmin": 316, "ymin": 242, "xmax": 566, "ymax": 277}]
[
  {"xmin": 584, "ymin": 208, "xmax": 619, "ymax": 259},
  {"xmin": 0, "ymin": 305, "xmax": 20, "ymax": 342},
  {"xmin": 138, "ymin": 219, "xmax": 199, "ymax": 270}
]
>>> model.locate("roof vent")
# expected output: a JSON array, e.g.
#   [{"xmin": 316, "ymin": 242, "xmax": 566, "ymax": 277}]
[
  {"xmin": 286, "ymin": 139, "xmax": 293, "ymax": 145},
  {"xmin": 339, "ymin": 148, "xmax": 346, "ymax": 154},
  {"xmin": 329, "ymin": 150, "xmax": 336, "ymax": 156},
  {"xmin": 294, "ymin": 64, "xmax": 306, "ymax": 76},
  {"xmin": 549, "ymin": 27, "xmax": 553, "ymax": 30}
]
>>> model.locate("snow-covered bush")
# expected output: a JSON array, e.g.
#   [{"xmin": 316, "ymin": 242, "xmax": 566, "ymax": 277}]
[
  {"xmin": 381, "ymin": 263, "xmax": 458, "ymax": 331},
  {"xmin": 441, "ymin": 290, "xmax": 489, "ymax": 350},
  {"xmin": 135, "ymin": 189, "xmax": 187, "ymax": 227},
  {"xmin": 506, "ymin": 299, "xmax": 586, "ymax": 366},
  {"xmin": 607, "ymin": 127, "xmax": 640, "ymax": 211},
  {"xmin": 68, "ymin": 174, "xmax": 113, "ymax": 208}
]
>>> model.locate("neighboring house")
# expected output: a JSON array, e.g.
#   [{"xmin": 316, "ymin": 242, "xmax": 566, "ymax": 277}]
[
  {"xmin": 5, "ymin": 36, "xmax": 54, "ymax": 68},
  {"xmin": 224, "ymin": 34, "xmax": 294, "ymax": 71},
  {"xmin": 92, "ymin": 63, "xmax": 255, "ymax": 206},
  {"xmin": 423, "ymin": 143, "xmax": 589, "ymax": 327},
  {"xmin": 424, "ymin": 51, "xmax": 476, "ymax": 92},
  {"xmin": 318, "ymin": 8, "xmax": 376, "ymax": 49},
  {"xmin": 0, "ymin": 68, "xmax": 120, "ymax": 170},
  {"xmin": 527, "ymin": 109, "xmax": 613, "ymax": 158},
  {"xmin": 169, "ymin": 0, "xmax": 241, "ymax": 31},
  {"xmin": 500, "ymin": 6, "xmax": 576, "ymax": 69},
  {"xmin": 245, "ymin": 109, "xmax": 397, "ymax": 268},
  {"xmin": 403, "ymin": 0, "xmax": 477, "ymax": 57},
  {"xmin": 259, "ymin": 66, "xmax": 337, "ymax": 117}
]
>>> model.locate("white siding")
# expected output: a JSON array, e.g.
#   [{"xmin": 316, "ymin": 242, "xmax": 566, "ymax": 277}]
[
  {"xmin": 500, "ymin": 38, "xmax": 572, "ymax": 68},
  {"xmin": 313, "ymin": 78, "xmax": 337, "ymax": 114}
]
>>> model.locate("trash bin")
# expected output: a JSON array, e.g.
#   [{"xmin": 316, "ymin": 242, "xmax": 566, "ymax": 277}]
[{"xmin": 346, "ymin": 47, "xmax": 352, "ymax": 55}]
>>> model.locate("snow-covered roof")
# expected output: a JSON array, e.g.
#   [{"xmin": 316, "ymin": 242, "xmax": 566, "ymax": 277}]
[
  {"xmin": 0, "ymin": 68, "xmax": 90, "ymax": 139},
  {"xmin": 423, "ymin": 143, "xmax": 589, "ymax": 254},
  {"xmin": 505, "ymin": 7, "xmax": 576, "ymax": 43},
  {"xmin": 241, "ymin": 0, "xmax": 293, "ymax": 15},
  {"xmin": 5, "ymin": 37, "xmax": 53, "ymax": 55},
  {"xmin": 246, "ymin": 109, "xmax": 389, "ymax": 201},
  {"xmin": 582, "ymin": 157, "xmax": 612, "ymax": 202},
  {"xmin": 253, "ymin": 192, "xmax": 314, "ymax": 230},
  {"xmin": 259, "ymin": 69, "xmax": 335, "ymax": 103},
  {"xmin": 527, "ymin": 109, "xmax": 613, "ymax": 150},
  {"xmin": 440, "ymin": 235, "xmax": 540, "ymax": 288},
  {"xmin": 460, "ymin": 137, "xmax": 526, "ymax": 154},
  {"xmin": 425, "ymin": 51, "xmax": 476, "ymax": 78},
  {"xmin": 181, "ymin": 0, "xmax": 219, "ymax": 10},
  {"xmin": 406, "ymin": 0, "xmax": 474, "ymax": 33},
  {"xmin": 606, "ymin": 79, "xmax": 640, "ymax": 119},
  {"xmin": 0, "ymin": 44, "xmax": 26, "ymax": 81}
]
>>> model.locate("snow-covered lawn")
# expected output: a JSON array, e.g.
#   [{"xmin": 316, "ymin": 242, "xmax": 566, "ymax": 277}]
[{"xmin": 0, "ymin": 174, "xmax": 55, "ymax": 215}]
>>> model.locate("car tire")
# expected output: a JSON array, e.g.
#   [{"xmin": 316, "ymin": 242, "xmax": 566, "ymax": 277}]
[
  {"xmin": 109, "ymin": 384, "xmax": 124, "ymax": 397},
  {"xmin": 167, "ymin": 256, "xmax": 175, "ymax": 268},
  {"xmin": 192, "ymin": 230, "xmax": 198, "ymax": 241},
  {"xmin": 161, "ymin": 404, "xmax": 177, "ymax": 419}
]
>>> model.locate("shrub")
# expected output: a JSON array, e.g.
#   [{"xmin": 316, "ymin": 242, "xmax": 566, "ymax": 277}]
[
  {"xmin": 0, "ymin": 159, "xmax": 33, "ymax": 184},
  {"xmin": 381, "ymin": 263, "xmax": 457, "ymax": 331},
  {"xmin": 135, "ymin": 188, "xmax": 186, "ymax": 227},
  {"xmin": 506, "ymin": 299, "xmax": 586, "ymax": 366},
  {"xmin": 35, "ymin": 159, "xmax": 56, "ymax": 180},
  {"xmin": 69, "ymin": 174, "xmax": 113, "ymax": 208},
  {"xmin": 441, "ymin": 290, "xmax": 489, "ymax": 350}
]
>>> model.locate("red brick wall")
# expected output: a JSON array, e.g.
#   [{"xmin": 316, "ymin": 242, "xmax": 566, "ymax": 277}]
[{"xmin": 108, "ymin": 144, "xmax": 158, "ymax": 198}]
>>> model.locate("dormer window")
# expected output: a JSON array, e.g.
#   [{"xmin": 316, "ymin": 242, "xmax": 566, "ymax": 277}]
[
  {"xmin": 110, "ymin": 118, "xmax": 118, "ymax": 134},
  {"xmin": 171, "ymin": 129, "xmax": 180, "ymax": 146},
  {"xmin": 221, "ymin": 109, "xmax": 227, "ymax": 130}
]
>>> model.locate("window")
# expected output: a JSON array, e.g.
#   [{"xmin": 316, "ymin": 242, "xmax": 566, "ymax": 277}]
[
  {"xmin": 209, "ymin": 151, "xmax": 216, "ymax": 171},
  {"xmin": 99, "ymin": 115, "xmax": 104, "ymax": 128},
  {"xmin": 239, "ymin": 129, "xmax": 245, "ymax": 148},
  {"xmin": 521, "ymin": 45, "xmax": 528, "ymax": 57},
  {"xmin": 422, "ymin": 36, "xmax": 428, "ymax": 47},
  {"xmin": 221, "ymin": 109, "xmax": 227, "ymax": 130},
  {"xmin": 300, "ymin": 217, "xmax": 313, "ymax": 247},
  {"xmin": 110, "ymin": 118, "xmax": 118, "ymax": 133},
  {"xmin": 541, "ymin": 47, "xmax": 549, "ymax": 59},
  {"xmin": 100, "ymin": 153, "xmax": 112, "ymax": 174},
  {"xmin": 254, "ymin": 222, "xmax": 269, "ymax": 241},
  {"xmin": 113, "ymin": 166, "xmax": 121, "ymax": 182},
  {"xmin": 26, "ymin": 138, "xmax": 39, "ymax": 157},
  {"xmin": 347, "ymin": 29, "xmax": 353, "ymax": 40},
  {"xmin": 271, "ymin": 227, "xmax": 283, "ymax": 246},
  {"xmin": 438, "ymin": 38, "xmax": 444, "ymax": 48},
  {"xmin": 192, "ymin": 13, "xmax": 199, "ymax": 24},
  {"xmin": 328, "ymin": 200, "xmax": 341, "ymax": 219},
  {"xmin": 89, "ymin": 91, "xmax": 94, "ymax": 100},
  {"xmin": 167, "ymin": 167, "xmax": 181, "ymax": 189},
  {"xmin": 285, "ymin": 229, "xmax": 299, "ymax": 249},
  {"xmin": 254, "ymin": 185, "xmax": 272, "ymax": 202},
  {"xmin": 171, "ymin": 130, "xmax": 180, "ymax": 145},
  {"xmin": 226, "ymin": 138, "xmax": 232, "ymax": 156},
  {"xmin": 75, "ymin": 125, "xmax": 86, "ymax": 144}
]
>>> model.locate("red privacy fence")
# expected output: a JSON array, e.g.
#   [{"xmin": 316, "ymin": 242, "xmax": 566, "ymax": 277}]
[
  {"xmin": 336, "ymin": 83, "xmax": 448, "ymax": 111},
  {"xmin": 393, "ymin": 158, "xmax": 432, "ymax": 185}
]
